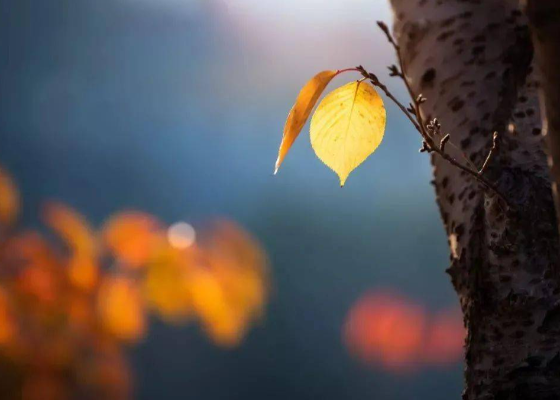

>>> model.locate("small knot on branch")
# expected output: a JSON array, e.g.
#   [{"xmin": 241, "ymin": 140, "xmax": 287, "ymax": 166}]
[
  {"xmin": 419, "ymin": 141, "xmax": 432, "ymax": 153},
  {"xmin": 388, "ymin": 65, "xmax": 401, "ymax": 77},
  {"xmin": 356, "ymin": 65, "xmax": 379, "ymax": 84},
  {"xmin": 426, "ymin": 118, "xmax": 442, "ymax": 137}
]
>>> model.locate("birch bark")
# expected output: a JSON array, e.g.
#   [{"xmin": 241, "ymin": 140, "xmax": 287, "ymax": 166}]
[{"xmin": 389, "ymin": 1, "xmax": 560, "ymax": 398}]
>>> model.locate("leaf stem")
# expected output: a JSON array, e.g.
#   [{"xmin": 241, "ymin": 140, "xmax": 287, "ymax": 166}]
[
  {"xmin": 355, "ymin": 66, "xmax": 421, "ymax": 133},
  {"xmin": 336, "ymin": 68, "xmax": 360, "ymax": 76}
]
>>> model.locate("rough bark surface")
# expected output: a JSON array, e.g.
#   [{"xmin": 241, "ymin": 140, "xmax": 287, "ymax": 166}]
[{"xmin": 389, "ymin": 1, "xmax": 560, "ymax": 399}]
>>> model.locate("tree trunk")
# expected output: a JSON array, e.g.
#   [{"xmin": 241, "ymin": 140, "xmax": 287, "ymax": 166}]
[{"xmin": 389, "ymin": 1, "xmax": 560, "ymax": 398}]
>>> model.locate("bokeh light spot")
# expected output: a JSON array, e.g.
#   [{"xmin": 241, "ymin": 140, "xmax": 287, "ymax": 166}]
[{"xmin": 168, "ymin": 222, "xmax": 196, "ymax": 249}]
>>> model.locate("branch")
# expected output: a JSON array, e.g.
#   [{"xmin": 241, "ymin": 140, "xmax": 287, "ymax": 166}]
[
  {"xmin": 356, "ymin": 66, "xmax": 421, "ymax": 133},
  {"xmin": 479, "ymin": 132, "xmax": 499, "ymax": 175},
  {"xmin": 357, "ymin": 22, "xmax": 512, "ymax": 209}
]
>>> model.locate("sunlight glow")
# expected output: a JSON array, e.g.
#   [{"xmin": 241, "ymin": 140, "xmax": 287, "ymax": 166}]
[{"xmin": 225, "ymin": 0, "xmax": 389, "ymax": 23}]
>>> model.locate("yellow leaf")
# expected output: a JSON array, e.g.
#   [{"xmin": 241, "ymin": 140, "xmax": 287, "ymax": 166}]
[
  {"xmin": 275, "ymin": 70, "xmax": 338, "ymax": 174},
  {"xmin": 310, "ymin": 81, "xmax": 386, "ymax": 186}
]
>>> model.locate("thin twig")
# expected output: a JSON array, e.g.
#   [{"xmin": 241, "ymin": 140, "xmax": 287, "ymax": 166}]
[
  {"xmin": 446, "ymin": 141, "xmax": 478, "ymax": 170},
  {"xmin": 356, "ymin": 66, "xmax": 421, "ymax": 133},
  {"xmin": 479, "ymin": 132, "xmax": 499, "ymax": 175},
  {"xmin": 377, "ymin": 21, "xmax": 396, "ymax": 47},
  {"xmin": 440, "ymin": 134, "xmax": 450, "ymax": 153}
]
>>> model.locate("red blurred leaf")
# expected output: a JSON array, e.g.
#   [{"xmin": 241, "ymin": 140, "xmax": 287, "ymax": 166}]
[{"xmin": 344, "ymin": 290, "xmax": 464, "ymax": 373}]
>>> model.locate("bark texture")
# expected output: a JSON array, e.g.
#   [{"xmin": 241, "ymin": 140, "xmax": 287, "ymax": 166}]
[{"xmin": 389, "ymin": 1, "xmax": 560, "ymax": 398}]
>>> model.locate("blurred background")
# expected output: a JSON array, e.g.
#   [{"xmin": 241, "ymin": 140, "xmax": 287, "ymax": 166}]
[{"xmin": 0, "ymin": 0, "xmax": 464, "ymax": 399}]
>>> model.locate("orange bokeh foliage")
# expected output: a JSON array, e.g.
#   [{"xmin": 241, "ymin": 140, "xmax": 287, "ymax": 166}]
[
  {"xmin": 192, "ymin": 221, "xmax": 269, "ymax": 346},
  {"xmin": 21, "ymin": 372, "xmax": 69, "ymax": 400},
  {"xmin": 344, "ymin": 290, "xmax": 464, "ymax": 373},
  {"xmin": 0, "ymin": 166, "xmax": 270, "ymax": 399},
  {"xmin": 43, "ymin": 202, "xmax": 99, "ymax": 291},
  {"xmin": 98, "ymin": 276, "xmax": 147, "ymax": 342},
  {"xmin": 143, "ymin": 245, "xmax": 197, "ymax": 323},
  {"xmin": 102, "ymin": 212, "xmax": 164, "ymax": 268},
  {"xmin": 0, "ymin": 168, "xmax": 19, "ymax": 227},
  {"xmin": 7, "ymin": 232, "xmax": 63, "ymax": 307},
  {"xmin": 0, "ymin": 289, "xmax": 15, "ymax": 345}
]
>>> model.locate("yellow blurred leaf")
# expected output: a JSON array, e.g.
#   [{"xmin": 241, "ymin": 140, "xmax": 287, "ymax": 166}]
[
  {"xmin": 43, "ymin": 203, "xmax": 99, "ymax": 291},
  {"xmin": 43, "ymin": 203, "xmax": 96, "ymax": 255},
  {"xmin": 68, "ymin": 254, "xmax": 99, "ymax": 291},
  {"xmin": 0, "ymin": 167, "xmax": 19, "ymax": 227},
  {"xmin": 144, "ymin": 247, "xmax": 195, "ymax": 323},
  {"xmin": 205, "ymin": 311, "xmax": 245, "ymax": 348},
  {"xmin": 275, "ymin": 70, "xmax": 338, "ymax": 174},
  {"xmin": 188, "ymin": 220, "xmax": 269, "ymax": 347},
  {"xmin": 189, "ymin": 268, "xmax": 245, "ymax": 347},
  {"xmin": 310, "ymin": 81, "xmax": 386, "ymax": 186},
  {"xmin": 97, "ymin": 276, "xmax": 146, "ymax": 342},
  {"xmin": 204, "ymin": 221, "xmax": 268, "ymax": 320}
]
